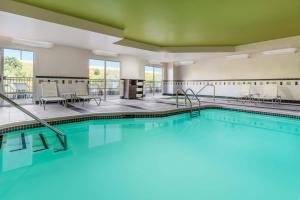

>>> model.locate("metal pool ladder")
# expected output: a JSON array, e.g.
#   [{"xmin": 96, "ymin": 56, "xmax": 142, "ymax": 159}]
[
  {"xmin": 176, "ymin": 88, "xmax": 200, "ymax": 117},
  {"xmin": 196, "ymin": 84, "xmax": 216, "ymax": 102},
  {"xmin": 0, "ymin": 92, "xmax": 68, "ymax": 152}
]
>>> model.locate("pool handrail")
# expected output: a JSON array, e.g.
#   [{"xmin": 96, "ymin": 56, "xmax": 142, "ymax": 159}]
[
  {"xmin": 196, "ymin": 84, "xmax": 216, "ymax": 101},
  {"xmin": 176, "ymin": 88, "xmax": 191, "ymax": 108},
  {"xmin": 0, "ymin": 92, "xmax": 67, "ymax": 150},
  {"xmin": 185, "ymin": 88, "xmax": 201, "ymax": 107},
  {"xmin": 176, "ymin": 88, "xmax": 201, "ymax": 117}
]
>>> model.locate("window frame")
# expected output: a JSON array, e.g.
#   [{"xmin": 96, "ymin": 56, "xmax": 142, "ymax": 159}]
[
  {"xmin": 144, "ymin": 65, "xmax": 163, "ymax": 96},
  {"xmin": 88, "ymin": 58, "xmax": 121, "ymax": 100}
]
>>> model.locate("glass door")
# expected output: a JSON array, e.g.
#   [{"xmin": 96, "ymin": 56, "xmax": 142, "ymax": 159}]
[
  {"xmin": 105, "ymin": 61, "xmax": 120, "ymax": 99},
  {"xmin": 144, "ymin": 66, "xmax": 163, "ymax": 97},
  {"xmin": 144, "ymin": 66, "xmax": 154, "ymax": 96},
  {"xmin": 89, "ymin": 59, "xmax": 105, "ymax": 97},
  {"xmin": 154, "ymin": 67, "xmax": 163, "ymax": 95},
  {"xmin": 89, "ymin": 59, "xmax": 121, "ymax": 100}
]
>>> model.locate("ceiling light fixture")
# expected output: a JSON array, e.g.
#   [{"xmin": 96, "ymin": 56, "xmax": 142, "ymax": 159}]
[
  {"xmin": 226, "ymin": 54, "xmax": 249, "ymax": 60},
  {"xmin": 92, "ymin": 50, "xmax": 119, "ymax": 57},
  {"xmin": 262, "ymin": 48, "xmax": 297, "ymax": 55},
  {"xmin": 148, "ymin": 60, "xmax": 162, "ymax": 65},
  {"xmin": 175, "ymin": 60, "xmax": 195, "ymax": 66},
  {"xmin": 12, "ymin": 38, "xmax": 54, "ymax": 48}
]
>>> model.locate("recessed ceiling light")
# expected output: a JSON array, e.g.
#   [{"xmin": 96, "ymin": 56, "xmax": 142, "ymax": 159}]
[
  {"xmin": 92, "ymin": 50, "xmax": 119, "ymax": 57},
  {"xmin": 12, "ymin": 38, "xmax": 54, "ymax": 48},
  {"xmin": 262, "ymin": 48, "xmax": 297, "ymax": 55},
  {"xmin": 226, "ymin": 54, "xmax": 249, "ymax": 60}
]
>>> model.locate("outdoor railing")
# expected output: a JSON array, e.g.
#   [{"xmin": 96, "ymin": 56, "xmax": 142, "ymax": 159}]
[
  {"xmin": 88, "ymin": 79, "xmax": 120, "ymax": 96},
  {"xmin": 3, "ymin": 76, "xmax": 33, "ymax": 99},
  {"xmin": 144, "ymin": 81, "xmax": 162, "ymax": 95}
]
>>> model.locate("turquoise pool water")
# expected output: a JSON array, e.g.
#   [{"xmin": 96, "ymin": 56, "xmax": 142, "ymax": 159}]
[{"xmin": 1, "ymin": 109, "xmax": 300, "ymax": 200}]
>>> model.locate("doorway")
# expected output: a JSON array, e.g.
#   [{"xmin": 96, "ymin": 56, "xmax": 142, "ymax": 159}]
[{"xmin": 144, "ymin": 66, "xmax": 163, "ymax": 97}]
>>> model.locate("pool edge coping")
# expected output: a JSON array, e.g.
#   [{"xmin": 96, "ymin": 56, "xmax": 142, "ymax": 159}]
[{"xmin": 1, "ymin": 104, "xmax": 300, "ymax": 135}]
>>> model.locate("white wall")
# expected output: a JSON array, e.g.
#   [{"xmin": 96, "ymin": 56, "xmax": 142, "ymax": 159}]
[
  {"xmin": 0, "ymin": 36, "xmax": 153, "ymax": 101},
  {"xmin": 168, "ymin": 52, "xmax": 300, "ymax": 100},
  {"xmin": 176, "ymin": 52, "xmax": 300, "ymax": 80},
  {"xmin": 119, "ymin": 55, "xmax": 147, "ymax": 80},
  {"xmin": 35, "ymin": 45, "xmax": 89, "ymax": 77},
  {"xmin": 175, "ymin": 36, "xmax": 300, "ymax": 80},
  {"xmin": 164, "ymin": 36, "xmax": 300, "ymax": 100},
  {"xmin": 0, "ymin": 36, "xmax": 147, "ymax": 80}
]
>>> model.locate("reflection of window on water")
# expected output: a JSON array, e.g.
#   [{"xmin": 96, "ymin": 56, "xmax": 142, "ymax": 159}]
[
  {"xmin": 88, "ymin": 124, "xmax": 122, "ymax": 148},
  {"xmin": 2, "ymin": 135, "xmax": 33, "ymax": 172}
]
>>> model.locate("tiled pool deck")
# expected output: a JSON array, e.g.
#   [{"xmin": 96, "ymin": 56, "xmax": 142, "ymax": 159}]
[{"xmin": 1, "ymin": 96, "xmax": 300, "ymax": 132}]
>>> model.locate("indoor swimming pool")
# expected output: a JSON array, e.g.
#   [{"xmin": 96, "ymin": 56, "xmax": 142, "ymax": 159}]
[{"xmin": 1, "ymin": 109, "xmax": 300, "ymax": 200}]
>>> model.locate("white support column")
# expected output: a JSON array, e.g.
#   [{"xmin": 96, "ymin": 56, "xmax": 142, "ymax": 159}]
[
  {"xmin": 163, "ymin": 62, "xmax": 178, "ymax": 95},
  {"xmin": 0, "ymin": 48, "xmax": 4, "ymax": 105}
]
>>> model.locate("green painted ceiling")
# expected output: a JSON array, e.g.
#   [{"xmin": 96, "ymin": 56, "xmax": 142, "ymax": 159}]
[{"xmin": 14, "ymin": 0, "xmax": 300, "ymax": 47}]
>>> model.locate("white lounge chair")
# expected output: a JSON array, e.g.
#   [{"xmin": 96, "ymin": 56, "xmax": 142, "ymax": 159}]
[
  {"xmin": 259, "ymin": 84, "xmax": 281, "ymax": 104},
  {"xmin": 75, "ymin": 83, "xmax": 101, "ymax": 106},
  {"xmin": 40, "ymin": 82, "xmax": 66, "ymax": 110},
  {"xmin": 248, "ymin": 85, "xmax": 262, "ymax": 103},
  {"xmin": 10, "ymin": 83, "xmax": 29, "ymax": 99},
  {"xmin": 237, "ymin": 84, "xmax": 251, "ymax": 103}
]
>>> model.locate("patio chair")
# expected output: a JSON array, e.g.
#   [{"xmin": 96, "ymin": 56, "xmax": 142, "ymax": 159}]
[
  {"xmin": 237, "ymin": 84, "xmax": 251, "ymax": 103},
  {"xmin": 10, "ymin": 83, "xmax": 29, "ymax": 99},
  {"xmin": 259, "ymin": 84, "xmax": 281, "ymax": 104},
  {"xmin": 40, "ymin": 82, "xmax": 66, "ymax": 110},
  {"xmin": 75, "ymin": 83, "xmax": 101, "ymax": 106},
  {"xmin": 246, "ymin": 85, "xmax": 263, "ymax": 104}
]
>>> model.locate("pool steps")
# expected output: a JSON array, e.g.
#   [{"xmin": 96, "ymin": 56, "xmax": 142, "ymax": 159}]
[
  {"xmin": 33, "ymin": 133, "xmax": 49, "ymax": 152},
  {"xmin": 0, "ymin": 92, "xmax": 68, "ymax": 151},
  {"xmin": 190, "ymin": 110, "xmax": 200, "ymax": 118},
  {"xmin": 1, "ymin": 132, "xmax": 67, "ymax": 154},
  {"xmin": 9, "ymin": 133, "xmax": 26, "ymax": 152},
  {"xmin": 0, "ymin": 135, "xmax": 3, "ymax": 150}
]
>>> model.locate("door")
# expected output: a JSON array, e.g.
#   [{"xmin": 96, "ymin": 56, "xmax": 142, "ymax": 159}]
[
  {"xmin": 89, "ymin": 59, "xmax": 121, "ymax": 100},
  {"xmin": 144, "ymin": 66, "xmax": 163, "ymax": 96}
]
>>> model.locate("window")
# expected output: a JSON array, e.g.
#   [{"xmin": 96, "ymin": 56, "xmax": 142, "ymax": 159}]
[
  {"xmin": 3, "ymin": 49, "xmax": 34, "ymax": 77},
  {"xmin": 89, "ymin": 59, "xmax": 105, "ymax": 80},
  {"xmin": 89, "ymin": 59, "xmax": 105, "ymax": 90},
  {"xmin": 105, "ymin": 61, "xmax": 120, "ymax": 98},
  {"xmin": 144, "ymin": 66, "xmax": 163, "ymax": 96},
  {"xmin": 2, "ymin": 49, "xmax": 34, "ymax": 101},
  {"xmin": 89, "ymin": 59, "xmax": 120, "ymax": 100}
]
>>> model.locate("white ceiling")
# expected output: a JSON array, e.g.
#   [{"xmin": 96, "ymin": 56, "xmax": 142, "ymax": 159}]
[{"xmin": 0, "ymin": 11, "xmax": 230, "ymax": 62}]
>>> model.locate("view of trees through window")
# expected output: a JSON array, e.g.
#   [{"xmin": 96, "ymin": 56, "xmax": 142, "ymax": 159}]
[
  {"xmin": 89, "ymin": 59, "xmax": 105, "ymax": 80},
  {"xmin": 3, "ymin": 49, "xmax": 33, "ymax": 77},
  {"xmin": 2, "ymin": 49, "xmax": 34, "ymax": 97},
  {"xmin": 144, "ymin": 66, "xmax": 163, "ymax": 96},
  {"xmin": 89, "ymin": 59, "xmax": 120, "ymax": 99}
]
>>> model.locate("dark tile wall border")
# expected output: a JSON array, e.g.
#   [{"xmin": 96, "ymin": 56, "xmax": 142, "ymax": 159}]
[
  {"xmin": 163, "ymin": 78, "xmax": 300, "ymax": 102},
  {"xmin": 164, "ymin": 78, "xmax": 300, "ymax": 82},
  {"xmin": 1, "ymin": 105, "xmax": 300, "ymax": 135},
  {"xmin": 36, "ymin": 76, "xmax": 89, "ymax": 79},
  {"xmin": 162, "ymin": 93, "xmax": 300, "ymax": 104}
]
